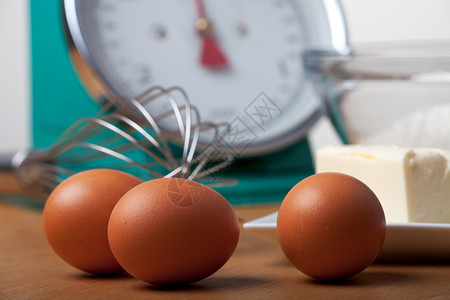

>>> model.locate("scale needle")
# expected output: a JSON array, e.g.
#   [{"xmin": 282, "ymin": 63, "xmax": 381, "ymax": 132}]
[{"xmin": 194, "ymin": 0, "xmax": 229, "ymax": 69}]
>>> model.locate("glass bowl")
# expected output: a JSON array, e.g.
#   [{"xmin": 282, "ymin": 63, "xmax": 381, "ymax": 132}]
[{"xmin": 304, "ymin": 43, "xmax": 450, "ymax": 150}]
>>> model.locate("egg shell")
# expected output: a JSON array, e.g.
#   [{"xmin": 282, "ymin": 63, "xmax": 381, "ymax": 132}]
[
  {"xmin": 42, "ymin": 169, "xmax": 142, "ymax": 274},
  {"xmin": 277, "ymin": 172, "xmax": 386, "ymax": 280},
  {"xmin": 107, "ymin": 178, "xmax": 240, "ymax": 285}
]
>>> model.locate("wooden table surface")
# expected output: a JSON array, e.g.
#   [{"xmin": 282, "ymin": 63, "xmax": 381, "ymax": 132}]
[{"xmin": 1, "ymin": 198, "xmax": 450, "ymax": 300}]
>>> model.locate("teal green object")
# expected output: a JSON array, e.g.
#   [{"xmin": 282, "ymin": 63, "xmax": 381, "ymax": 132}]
[
  {"xmin": 218, "ymin": 140, "xmax": 315, "ymax": 205},
  {"xmin": 30, "ymin": 0, "xmax": 98, "ymax": 149},
  {"xmin": 30, "ymin": 0, "xmax": 315, "ymax": 205},
  {"xmin": 0, "ymin": 194, "xmax": 45, "ymax": 211}
]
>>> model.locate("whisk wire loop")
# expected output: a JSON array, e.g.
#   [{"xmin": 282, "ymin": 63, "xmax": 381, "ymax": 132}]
[{"xmin": 8, "ymin": 86, "xmax": 234, "ymax": 193}]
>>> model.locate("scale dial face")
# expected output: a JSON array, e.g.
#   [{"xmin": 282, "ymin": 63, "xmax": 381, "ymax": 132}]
[{"xmin": 64, "ymin": 0, "xmax": 347, "ymax": 156}]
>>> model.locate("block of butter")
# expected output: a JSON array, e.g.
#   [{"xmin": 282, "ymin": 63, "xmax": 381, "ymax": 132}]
[{"xmin": 315, "ymin": 145, "xmax": 450, "ymax": 223}]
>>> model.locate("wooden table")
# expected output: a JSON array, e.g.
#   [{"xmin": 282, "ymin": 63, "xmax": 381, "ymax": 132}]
[{"xmin": 1, "ymin": 198, "xmax": 450, "ymax": 299}]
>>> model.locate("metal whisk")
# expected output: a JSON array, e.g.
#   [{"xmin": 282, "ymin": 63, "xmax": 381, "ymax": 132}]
[{"xmin": 0, "ymin": 86, "xmax": 234, "ymax": 195}]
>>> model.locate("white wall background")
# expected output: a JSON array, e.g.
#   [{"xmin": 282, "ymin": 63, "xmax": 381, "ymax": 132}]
[
  {"xmin": 0, "ymin": 0, "xmax": 29, "ymax": 152},
  {"xmin": 1, "ymin": 0, "xmax": 450, "ymax": 152},
  {"xmin": 341, "ymin": 0, "xmax": 450, "ymax": 44}
]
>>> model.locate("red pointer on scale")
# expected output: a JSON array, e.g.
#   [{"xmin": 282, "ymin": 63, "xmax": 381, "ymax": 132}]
[{"xmin": 194, "ymin": 0, "xmax": 229, "ymax": 69}]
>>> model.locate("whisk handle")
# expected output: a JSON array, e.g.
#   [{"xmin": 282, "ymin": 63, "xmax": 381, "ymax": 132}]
[
  {"xmin": 0, "ymin": 151, "xmax": 27, "ymax": 171},
  {"xmin": 0, "ymin": 152, "xmax": 16, "ymax": 170}
]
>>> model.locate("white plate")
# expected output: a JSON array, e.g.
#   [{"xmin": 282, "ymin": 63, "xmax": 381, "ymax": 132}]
[{"xmin": 243, "ymin": 211, "xmax": 450, "ymax": 262}]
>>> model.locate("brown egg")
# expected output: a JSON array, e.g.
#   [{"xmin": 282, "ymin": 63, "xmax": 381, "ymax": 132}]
[
  {"xmin": 42, "ymin": 169, "xmax": 142, "ymax": 274},
  {"xmin": 107, "ymin": 178, "xmax": 240, "ymax": 285},
  {"xmin": 277, "ymin": 172, "xmax": 386, "ymax": 280}
]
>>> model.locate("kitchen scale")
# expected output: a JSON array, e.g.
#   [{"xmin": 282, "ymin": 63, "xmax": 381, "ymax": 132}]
[{"xmin": 31, "ymin": 0, "xmax": 349, "ymax": 204}]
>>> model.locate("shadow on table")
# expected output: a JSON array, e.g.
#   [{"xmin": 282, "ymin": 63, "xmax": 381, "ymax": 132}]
[
  {"xmin": 305, "ymin": 269, "xmax": 419, "ymax": 287},
  {"xmin": 139, "ymin": 275, "xmax": 270, "ymax": 292},
  {"xmin": 70, "ymin": 271, "xmax": 134, "ymax": 281}
]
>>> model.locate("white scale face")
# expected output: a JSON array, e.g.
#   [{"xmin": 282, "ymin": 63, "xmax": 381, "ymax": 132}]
[{"xmin": 65, "ymin": 0, "xmax": 348, "ymax": 156}]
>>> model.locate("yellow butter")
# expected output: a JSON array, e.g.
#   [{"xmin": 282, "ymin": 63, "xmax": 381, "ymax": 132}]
[{"xmin": 316, "ymin": 145, "xmax": 450, "ymax": 223}]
